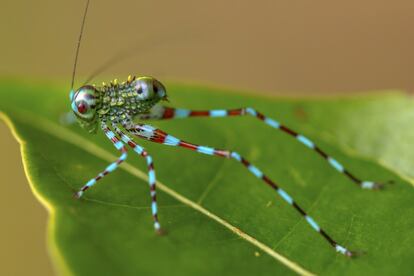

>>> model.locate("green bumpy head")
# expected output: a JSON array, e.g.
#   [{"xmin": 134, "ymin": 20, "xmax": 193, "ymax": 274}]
[{"xmin": 70, "ymin": 85, "xmax": 99, "ymax": 133}]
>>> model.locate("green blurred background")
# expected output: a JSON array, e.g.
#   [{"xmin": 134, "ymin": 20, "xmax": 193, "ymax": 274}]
[{"xmin": 0, "ymin": 0, "xmax": 412, "ymax": 274}]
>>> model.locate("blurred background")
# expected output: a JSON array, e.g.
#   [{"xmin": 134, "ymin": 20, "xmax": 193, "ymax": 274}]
[{"xmin": 0, "ymin": 0, "xmax": 412, "ymax": 274}]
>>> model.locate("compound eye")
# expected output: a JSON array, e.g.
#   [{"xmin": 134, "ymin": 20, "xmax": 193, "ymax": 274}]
[
  {"xmin": 153, "ymin": 80, "xmax": 167, "ymax": 100},
  {"xmin": 77, "ymin": 102, "xmax": 88, "ymax": 114},
  {"xmin": 71, "ymin": 85, "xmax": 97, "ymax": 121},
  {"xmin": 135, "ymin": 81, "xmax": 151, "ymax": 100}
]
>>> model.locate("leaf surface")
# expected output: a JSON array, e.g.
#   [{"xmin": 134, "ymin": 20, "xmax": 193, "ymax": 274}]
[{"xmin": 1, "ymin": 79, "xmax": 413, "ymax": 275}]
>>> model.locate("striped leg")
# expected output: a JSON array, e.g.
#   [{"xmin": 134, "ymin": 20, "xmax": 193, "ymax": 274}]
[
  {"xmin": 127, "ymin": 123, "xmax": 356, "ymax": 257},
  {"xmin": 112, "ymin": 124, "xmax": 162, "ymax": 233},
  {"xmin": 137, "ymin": 105, "xmax": 391, "ymax": 190},
  {"xmin": 74, "ymin": 123, "xmax": 127, "ymax": 198}
]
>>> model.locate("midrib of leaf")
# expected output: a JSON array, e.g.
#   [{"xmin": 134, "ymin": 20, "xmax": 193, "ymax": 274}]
[{"xmin": 1, "ymin": 110, "xmax": 315, "ymax": 276}]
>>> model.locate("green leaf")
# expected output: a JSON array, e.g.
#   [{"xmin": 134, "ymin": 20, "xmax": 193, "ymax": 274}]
[{"xmin": 1, "ymin": 79, "xmax": 413, "ymax": 275}]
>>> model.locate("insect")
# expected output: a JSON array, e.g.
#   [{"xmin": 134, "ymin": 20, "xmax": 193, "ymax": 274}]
[{"xmin": 70, "ymin": 0, "xmax": 391, "ymax": 257}]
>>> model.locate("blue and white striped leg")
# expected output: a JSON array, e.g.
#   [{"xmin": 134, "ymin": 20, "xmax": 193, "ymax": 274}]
[
  {"xmin": 127, "ymin": 123, "xmax": 356, "ymax": 257},
  {"xmin": 145, "ymin": 106, "xmax": 392, "ymax": 190},
  {"xmin": 230, "ymin": 152, "xmax": 355, "ymax": 257},
  {"xmin": 74, "ymin": 122, "xmax": 128, "ymax": 198},
  {"xmin": 112, "ymin": 124, "xmax": 162, "ymax": 233}
]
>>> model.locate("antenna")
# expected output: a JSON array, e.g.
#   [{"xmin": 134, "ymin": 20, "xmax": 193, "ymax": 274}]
[
  {"xmin": 70, "ymin": 0, "xmax": 90, "ymax": 91},
  {"xmin": 82, "ymin": 29, "xmax": 201, "ymax": 86},
  {"xmin": 82, "ymin": 35, "xmax": 166, "ymax": 85}
]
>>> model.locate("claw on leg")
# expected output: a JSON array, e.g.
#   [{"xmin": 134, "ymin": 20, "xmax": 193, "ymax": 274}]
[
  {"xmin": 361, "ymin": 180, "xmax": 394, "ymax": 190},
  {"xmin": 73, "ymin": 191, "xmax": 83, "ymax": 199},
  {"xmin": 156, "ymin": 228, "xmax": 167, "ymax": 236}
]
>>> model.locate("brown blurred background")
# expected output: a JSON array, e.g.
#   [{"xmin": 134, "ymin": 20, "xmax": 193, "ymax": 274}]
[{"xmin": 0, "ymin": 0, "xmax": 413, "ymax": 275}]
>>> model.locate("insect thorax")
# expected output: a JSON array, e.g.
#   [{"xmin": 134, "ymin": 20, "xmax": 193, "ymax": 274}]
[{"xmin": 96, "ymin": 77, "xmax": 161, "ymax": 122}]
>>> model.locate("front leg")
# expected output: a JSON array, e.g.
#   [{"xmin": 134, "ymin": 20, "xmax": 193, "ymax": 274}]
[
  {"xmin": 112, "ymin": 123, "xmax": 162, "ymax": 233},
  {"xmin": 74, "ymin": 122, "xmax": 128, "ymax": 198}
]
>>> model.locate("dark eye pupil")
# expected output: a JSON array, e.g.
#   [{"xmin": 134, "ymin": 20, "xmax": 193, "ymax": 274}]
[
  {"xmin": 78, "ymin": 103, "xmax": 88, "ymax": 114},
  {"xmin": 153, "ymin": 85, "xmax": 158, "ymax": 93},
  {"xmin": 137, "ymin": 87, "xmax": 143, "ymax": 94}
]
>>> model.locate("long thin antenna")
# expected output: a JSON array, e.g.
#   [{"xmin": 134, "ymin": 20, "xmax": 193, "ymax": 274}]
[
  {"xmin": 71, "ymin": 0, "xmax": 90, "ymax": 90},
  {"xmin": 82, "ymin": 29, "xmax": 201, "ymax": 85},
  {"xmin": 82, "ymin": 35, "xmax": 165, "ymax": 85}
]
